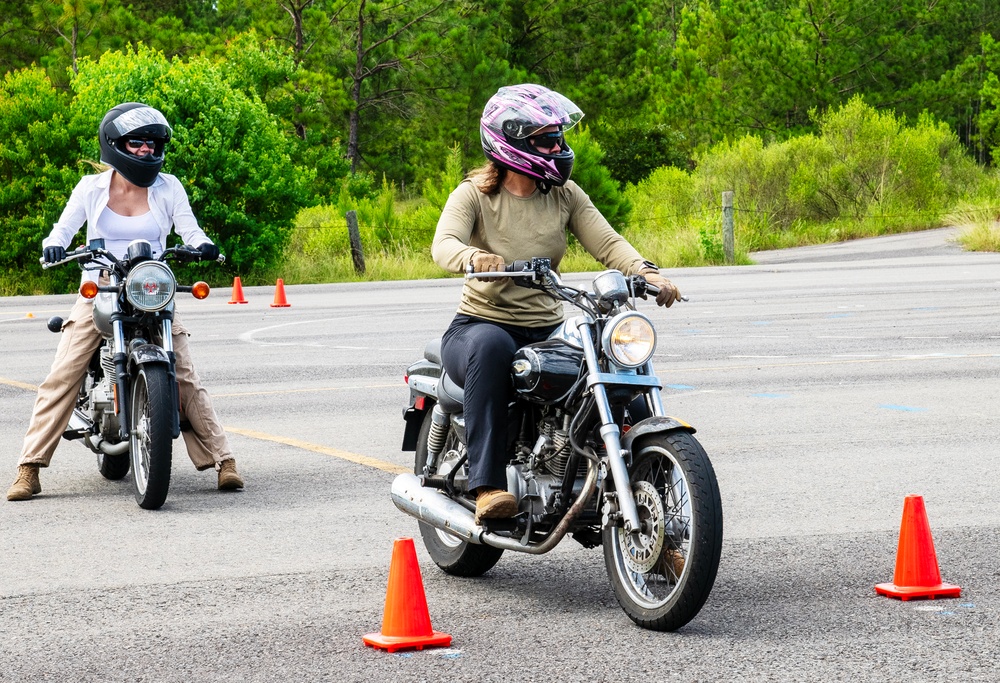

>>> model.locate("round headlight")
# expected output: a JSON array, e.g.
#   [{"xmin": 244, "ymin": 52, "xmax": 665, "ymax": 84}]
[
  {"xmin": 125, "ymin": 261, "xmax": 176, "ymax": 311},
  {"xmin": 602, "ymin": 312, "xmax": 656, "ymax": 368}
]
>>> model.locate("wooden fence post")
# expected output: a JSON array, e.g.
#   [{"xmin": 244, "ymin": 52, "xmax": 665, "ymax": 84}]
[
  {"xmin": 345, "ymin": 210, "xmax": 366, "ymax": 275},
  {"xmin": 722, "ymin": 190, "xmax": 734, "ymax": 264}
]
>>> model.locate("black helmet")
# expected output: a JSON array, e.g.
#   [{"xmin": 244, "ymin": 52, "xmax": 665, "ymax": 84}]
[{"xmin": 99, "ymin": 102, "xmax": 172, "ymax": 188}]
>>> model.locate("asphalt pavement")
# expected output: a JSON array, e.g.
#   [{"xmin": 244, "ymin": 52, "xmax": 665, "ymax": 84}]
[{"xmin": 0, "ymin": 226, "xmax": 998, "ymax": 682}]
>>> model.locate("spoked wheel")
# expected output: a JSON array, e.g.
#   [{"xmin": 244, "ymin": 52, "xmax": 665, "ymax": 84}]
[
  {"xmin": 603, "ymin": 430, "xmax": 723, "ymax": 631},
  {"xmin": 414, "ymin": 407, "xmax": 504, "ymax": 577},
  {"xmin": 129, "ymin": 365, "xmax": 173, "ymax": 510}
]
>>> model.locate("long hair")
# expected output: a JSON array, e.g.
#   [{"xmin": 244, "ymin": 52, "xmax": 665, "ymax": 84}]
[{"xmin": 466, "ymin": 160, "xmax": 507, "ymax": 195}]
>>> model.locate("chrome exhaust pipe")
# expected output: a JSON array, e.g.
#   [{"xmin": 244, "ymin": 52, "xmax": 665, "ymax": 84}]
[
  {"xmin": 88, "ymin": 436, "xmax": 130, "ymax": 456},
  {"xmin": 391, "ymin": 474, "xmax": 484, "ymax": 544},
  {"xmin": 392, "ymin": 463, "xmax": 599, "ymax": 554}
]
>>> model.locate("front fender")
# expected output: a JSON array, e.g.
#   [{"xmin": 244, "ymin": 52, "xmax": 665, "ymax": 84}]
[
  {"xmin": 621, "ymin": 416, "xmax": 695, "ymax": 453},
  {"xmin": 128, "ymin": 344, "xmax": 179, "ymax": 439},
  {"xmin": 128, "ymin": 344, "xmax": 171, "ymax": 368}
]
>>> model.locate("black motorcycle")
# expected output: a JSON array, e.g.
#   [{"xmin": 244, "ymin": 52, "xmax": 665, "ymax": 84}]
[
  {"xmin": 43, "ymin": 238, "xmax": 221, "ymax": 509},
  {"xmin": 397, "ymin": 258, "xmax": 723, "ymax": 631}
]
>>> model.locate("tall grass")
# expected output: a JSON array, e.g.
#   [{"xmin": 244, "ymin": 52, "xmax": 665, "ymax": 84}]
[{"xmin": 271, "ymin": 97, "xmax": 1000, "ymax": 284}]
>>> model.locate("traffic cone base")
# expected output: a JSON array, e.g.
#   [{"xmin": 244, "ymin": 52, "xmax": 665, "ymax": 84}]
[
  {"xmin": 362, "ymin": 630, "xmax": 453, "ymax": 653},
  {"xmin": 363, "ymin": 537, "xmax": 452, "ymax": 653},
  {"xmin": 875, "ymin": 495, "xmax": 961, "ymax": 601},
  {"xmin": 874, "ymin": 581, "xmax": 962, "ymax": 601},
  {"xmin": 270, "ymin": 278, "xmax": 290, "ymax": 307},
  {"xmin": 228, "ymin": 276, "xmax": 248, "ymax": 304}
]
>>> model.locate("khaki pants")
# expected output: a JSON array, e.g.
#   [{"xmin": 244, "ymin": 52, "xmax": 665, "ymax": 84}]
[{"xmin": 19, "ymin": 295, "xmax": 232, "ymax": 471}]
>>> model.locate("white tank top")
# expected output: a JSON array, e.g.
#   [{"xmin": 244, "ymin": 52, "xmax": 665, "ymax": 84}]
[{"xmin": 97, "ymin": 207, "xmax": 162, "ymax": 259}]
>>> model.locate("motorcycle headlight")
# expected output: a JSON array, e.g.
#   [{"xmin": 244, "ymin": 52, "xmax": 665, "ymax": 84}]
[
  {"xmin": 602, "ymin": 312, "xmax": 656, "ymax": 368},
  {"xmin": 125, "ymin": 261, "xmax": 176, "ymax": 312}
]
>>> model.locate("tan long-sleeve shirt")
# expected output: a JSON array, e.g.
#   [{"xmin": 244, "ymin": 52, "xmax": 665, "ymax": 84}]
[{"xmin": 432, "ymin": 179, "xmax": 648, "ymax": 326}]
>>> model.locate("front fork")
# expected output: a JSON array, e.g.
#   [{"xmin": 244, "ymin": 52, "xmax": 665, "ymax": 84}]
[
  {"xmin": 577, "ymin": 320, "xmax": 665, "ymax": 536},
  {"xmin": 111, "ymin": 316, "xmax": 179, "ymax": 441}
]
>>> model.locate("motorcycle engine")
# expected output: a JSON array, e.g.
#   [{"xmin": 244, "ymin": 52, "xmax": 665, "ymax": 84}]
[
  {"xmin": 506, "ymin": 412, "xmax": 587, "ymax": 517},
  {"xmin": 93, "ymin": 347, "xmax": 120, "ymax": 439}
]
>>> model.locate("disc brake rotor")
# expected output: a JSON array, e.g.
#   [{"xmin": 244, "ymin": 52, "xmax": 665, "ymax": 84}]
[{"xmin": 618, "ymin": 479, "xmax": 665, "ymax": 574}]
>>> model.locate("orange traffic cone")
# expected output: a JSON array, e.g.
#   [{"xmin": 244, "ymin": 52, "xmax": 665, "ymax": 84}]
[
  {"xmin": 228, "ymin": 277, "xmax": 248, "ymax": 304},
  {"xmin": 270, "ymin": 278, "xmax": 290, "ymax": 308},
  {"xmin": 363, "ymin": 537, "xmax": 452, "ymax": 652},
  {"xmin": 875, "ymin": 495, "xmax": 961, "ymax": 601}
]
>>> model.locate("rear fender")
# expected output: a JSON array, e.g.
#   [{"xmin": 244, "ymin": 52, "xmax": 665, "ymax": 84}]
[{"xmin": 402, "ymin": 397, "xmax": 433, "ymax": 451}]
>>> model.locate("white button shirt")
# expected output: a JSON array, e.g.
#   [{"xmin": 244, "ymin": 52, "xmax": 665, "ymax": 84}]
[{"xmin": 43, "ymin": 169, "xmax": 212, "ymax": 283}]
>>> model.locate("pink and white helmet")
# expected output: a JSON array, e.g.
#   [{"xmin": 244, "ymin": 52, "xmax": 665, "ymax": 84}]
[{"xmin": 480, "ymin": 84, "xmax": 584, "ymax": 193}]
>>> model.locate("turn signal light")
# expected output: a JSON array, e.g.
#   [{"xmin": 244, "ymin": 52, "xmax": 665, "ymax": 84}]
[
  {"xmin": 79, "ymin": 281, "xmax": 99, "ymax": 299},
  {"xmin": 191, "ymin": 281, "xmax": 211, "ymax": 299}
]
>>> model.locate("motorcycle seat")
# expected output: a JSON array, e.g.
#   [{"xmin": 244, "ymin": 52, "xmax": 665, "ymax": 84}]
[
  {"xmin": 437, "ymin": 372, "xmax": 465, "ymax": 413},
  {"xmin": 424, "ymin": 338, "xmax": 442, "ymax": 365}
]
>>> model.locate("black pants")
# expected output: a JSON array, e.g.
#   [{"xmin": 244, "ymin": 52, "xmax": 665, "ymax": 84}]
[{"xmin": 440, "ymin": 314, "xmax": 558, "ymax": 491}]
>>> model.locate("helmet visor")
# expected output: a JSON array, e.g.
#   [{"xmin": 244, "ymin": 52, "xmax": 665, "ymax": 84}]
[{"xmin": 485, "ymin": 85, "xmax": 584, "ymax": 139}]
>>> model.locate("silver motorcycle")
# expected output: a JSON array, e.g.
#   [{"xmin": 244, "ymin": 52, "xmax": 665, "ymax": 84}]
[
  {"xmin": 397, "ymin": 257, "xmax": 723, "ymax": 631},
  {"xmin": 43, "ymin": 238, "xmax": 221, "ymax": 509}
]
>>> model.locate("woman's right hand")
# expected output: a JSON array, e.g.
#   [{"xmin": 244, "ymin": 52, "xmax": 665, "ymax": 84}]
[{"xmin": 471, "ymin": 252, "xmax": 506, "ymax": 273}]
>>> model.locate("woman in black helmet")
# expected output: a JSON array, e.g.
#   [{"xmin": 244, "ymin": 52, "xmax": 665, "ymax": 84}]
[{"xmin": 6, "ymin": 102, "xmax": 244, "ymax": 501}]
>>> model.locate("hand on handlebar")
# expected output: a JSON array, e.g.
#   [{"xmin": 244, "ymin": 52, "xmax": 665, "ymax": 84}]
[
  {"xmin": 471, "ymin": 252, "xmax": 506, "ymax": 273},
  {"xmin": 640, "ymin": 269, "xmax": 682, "ymax": 307},
  {"xmin": 43, "ymin": 246, "xmax": 66, "ymax": 265},
  {"xmin": 197, "ymin": 242, "xmax": 220, "ymax": 262}
]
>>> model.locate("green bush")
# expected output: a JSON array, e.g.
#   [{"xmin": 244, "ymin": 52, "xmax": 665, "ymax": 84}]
[
  {"xmin": 0, "ymin": 68, "xmax": 88, "ymax": 293},
  {"xmin": 0, "ymin": 43, "xmax": 318, "ymax": 293},
  {"xmin": 622, "ymin": 97, "xmax": 995, "ymax": 263}
]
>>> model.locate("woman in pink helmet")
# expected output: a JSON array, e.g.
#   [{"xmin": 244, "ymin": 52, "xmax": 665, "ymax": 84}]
[{"xmin": 431, "ymin": 84, "xmax": 681, "ymax": 523}]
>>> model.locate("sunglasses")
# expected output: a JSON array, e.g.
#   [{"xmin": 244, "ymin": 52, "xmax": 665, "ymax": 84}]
[
  {"xmin": 528, "ymin": 131, "xmax": 564, "ymax": 151},
  {"xmin": 125, "ymin": 138, "xmax": 159, "ymax": 151}
]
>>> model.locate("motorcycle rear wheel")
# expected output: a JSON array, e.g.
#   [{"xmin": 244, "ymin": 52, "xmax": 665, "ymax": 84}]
[
  {"xmin": 603, "ymin": 430, "xmax": 723, "ymax": 631},
  {"xmin": 414, "ymin": 407, "xmax": 504, "ymax": 577},
  {"xmin": 97, "ymin": 452, "xmax": 129, "ymax": 480},
  {"xmin": 129, "ymin": 365, "xmax": 173, "ymax": 510}
]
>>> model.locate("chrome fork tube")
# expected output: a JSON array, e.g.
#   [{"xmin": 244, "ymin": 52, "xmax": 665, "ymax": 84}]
[
  {"xmin": 644, "ymin": 361, "xmax": 666, "ymax": 417},
  {"xmin": 576, "ymin": 319, "xmax": 641, "ymax": 534},
  {"xmin": 161, "ymin": 319, "xmax": 174, "ymax": 353},
  {"xmin": 111, "ymin": 293, "xmax": 130, "ymax": 441}
]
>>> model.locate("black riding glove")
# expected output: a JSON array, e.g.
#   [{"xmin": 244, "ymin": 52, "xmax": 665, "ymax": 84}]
[
  {"xmin": 197, "ymin": 242, "xmax": 220, "ymax": 261},
  {"xmin": 43, "ymin": 246, "xmax": 66, "ymax": 264}
]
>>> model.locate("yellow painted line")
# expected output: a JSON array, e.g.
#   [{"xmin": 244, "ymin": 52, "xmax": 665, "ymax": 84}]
[
  {"xmin": 0, "ymin": 376, "xmax": 38, "ymax": 391},
  {"xmin": 225, "ymin": 427, "xmax": 409, "ymax": 474},
  {"xmin": 214, "ymin": 383, "xmax": 402, "ymax": 398}
]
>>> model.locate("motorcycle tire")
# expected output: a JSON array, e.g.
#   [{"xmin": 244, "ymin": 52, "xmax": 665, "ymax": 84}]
[
  {"xmin": 603, "ymin": 430, "xmax": 723, "ymax": 631},
  {"xmin": 129, "ymin": 365, "xmax": 173, "ymax": 510},
  {"xmin": 414, "ymin": 406, "xmax": 504, "ymax": 577},
  {"xmin": 97, "ymin": 452, "xmax": 129, "ymax": 480}
]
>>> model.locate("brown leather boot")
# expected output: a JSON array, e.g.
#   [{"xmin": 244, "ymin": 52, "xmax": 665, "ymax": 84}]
[
  {"xmin": 217, "ymin": 459, "xmax": 244, "ymax": 490},
  {"xmin": 473, "ymin": 487, "xmax": 517, "ymax": 524},
  {"xmin": 7, "ymin": 464, "xmax": 41, "ymax": 501}
]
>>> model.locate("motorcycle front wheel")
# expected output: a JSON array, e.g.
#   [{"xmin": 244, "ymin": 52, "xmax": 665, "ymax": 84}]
[
  {"xmin": 603, "ymin": 430, "xmax": 723, "ymax": 631},
  {"xmin": 414, "ymin": 407, "xmax": 504, "ymax": 577},
  {"xmin": 129, "ymin": 365, "xmax": 173, "ymax": 510}
]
